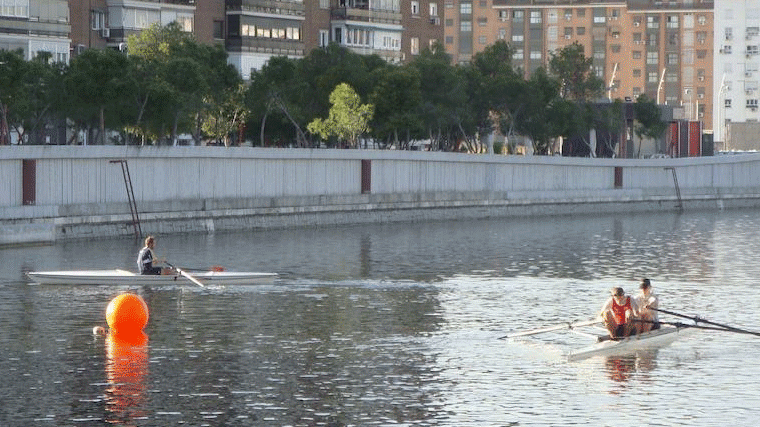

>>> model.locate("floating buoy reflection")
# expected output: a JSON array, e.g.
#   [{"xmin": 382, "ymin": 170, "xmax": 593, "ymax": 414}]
[{"xmin": 105, "ymin": 330, "xmax": 149, "ymax": 423}]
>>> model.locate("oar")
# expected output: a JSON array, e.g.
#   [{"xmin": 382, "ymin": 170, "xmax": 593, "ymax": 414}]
[
  {"xmin": 651, "ymin": 307, "xmax": 760, "ymax": 337},
  {"xmin": 498, "ymin": 318, "xmax": 602, "ymax": 340},
  {"xmin": 636, "ymin": 318, "xmax": 760, "ymax": 335},
  {"xmin": 164, "ymin": 261, "xmax": 205, "ymax": 288}
]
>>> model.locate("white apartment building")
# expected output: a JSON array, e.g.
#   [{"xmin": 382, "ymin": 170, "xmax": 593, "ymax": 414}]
[{"xmin": 714, "ymin": 0, "xmax": 760, "ymax": 150}]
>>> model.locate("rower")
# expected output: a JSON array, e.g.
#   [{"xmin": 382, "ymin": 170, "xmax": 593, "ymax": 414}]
[
  {"xmin": 634, "ymin": 278, "xmax": 660, "ymax": 333},
  {"xmin": 137, "ymin": 236, "xmax": 174, "ymax": 275},
  {"xmin": 599, "ymin": 287, "xmax": 640, "ymax": 340}
]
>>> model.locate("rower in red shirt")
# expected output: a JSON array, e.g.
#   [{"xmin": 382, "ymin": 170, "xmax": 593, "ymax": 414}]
[{"xmin": 599, "ymin": 287, "xmax": 640, "ymax": 339}]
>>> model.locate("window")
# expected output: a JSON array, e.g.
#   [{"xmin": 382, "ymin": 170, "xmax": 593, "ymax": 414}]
[
  {"xmin": 411, "ymin": 37, "xmax": 419, "ymax": 55},
  {"xmin": 666, "ymin": 15, "xmax": 678, "ymax": 29},
  {"xmin": 632, "ymin": 51, "xmax": 641, "ymax": 59},
  {"xmin": 513, "ymin": 48, "xmax": 524, "ymax": 59},
  {"xmin": 177, "ymin": 14, "xmax": 193, "ymax": 32},
  {"xmin": 576, "ymin": 8, "xmax": 585, "ymax": 17},
  {"xmin": 460, "ymin": 2, "xmax": 471, "ymax": 14},
  {"xmin": 478, "ymin": 36, "xmax": 486, "ymax": 45},
  {"xmin": 91, "ymin": 11, "xmax": 105, "ymax": 30},
  {"xmin": 748, "ymin": 45, "xmax": 760, "ymax": 55},
  {"xmin": 319, "ymin": 30, "xmax": 329, "ymax": 47},
  {"xmin": 564, "ymin": 9, "xmax": 572, "ymax": 21},
  {"xmin": 411, "ymin": 1, "xmax": 419, "ymax": 15},
  {"xmin": 512, "ymin": 10, "xmax": 523, "ymax": 22},
  {"xmin": 576, "ymin": 27, "xmax": 585, "ymax": 36},
  {"xmin": 725, "ymin": 27, "xmax": 733, "ymax": 41},
  {"xmin": 748, "ymin": 27, "xmax": 760, "ymax": 38},
  {"xmin": 633, "ymin": 32, "xmax": 642, "ymax": 43},
  {"xmin": 611, "ymin": 44, "xmax": 621, "ymax": 53},
  {"xmin": 722, "ymin": 45, "xmax": 732, "ymax": 54},
  {"xmin": 698, "ymin": 15, "xmax": 706, "ymax": 26},
  {"xmin": 320, "ymin": 0, "xmax": 328, "ymax": 7},
  {"xmin": 460, "ymin": 21, "xmax": 472, "ymax": 31},
  {"xmin": 430, "ymin": 3, "xmax": 438, "ymax": 17},
  {"xmin": 725, "ymin": 99, "xmax": 732, "ymax": 108},
  {"xmin": 667, "ymin": 53, "xmax": 678, "ymax": 65},
  {"xmin": 445, "ymin": 19, "xmax": 453, "ymax": 26},
  {"xmin": 213, "ymin": 20, "xmax": 224, "ymax": 39},
  {"xmin": 445, "ymin": 35, "xmax": 454, "ymax": 44},
  {"xmin": 696, "ymin": 31, "xmax": 707, "ymax": 44},
  {"xmin": 633, "ymin": 87, "xmax": 642, "ymax": 96},
  {"xmin": 498, "ymin": 10, "xmax": 508, "ymax": 22},
  {"xmin": 530, "ymin": 50, "xmax": 541, "ymax": 59},
  {"xmin": 747, "ymin": 99, "xmax": 758, "ymax": 108},
  {"xmin": 633, "ymin": 69, "xmax": 641, "ymax": 78},
  {"xmin": 647, "ymin": 16, "xmax": 659, "ymax": 29},
  {"xmin": 477, "ymin": 17, "xmax": 487, "ymax": 26},
  {"xmin": 498, "ymin": 28, "xmax": 506, "ymax": 39},
  {"xmin": 648, "ymin": 71, "xmax": 659, "ymax": 83},
  {"xmin": 512, "ymin": 34, "xmax": 524, "ymax": 42},
  {"xmin": 530, "ymin": 11, "xmax": 541, "ymax": 24}
]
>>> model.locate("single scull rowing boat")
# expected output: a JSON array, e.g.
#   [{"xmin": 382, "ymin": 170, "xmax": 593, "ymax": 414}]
[{"xmin": 27, "ymin": 269, "xmax": 277, "ymax": 286}]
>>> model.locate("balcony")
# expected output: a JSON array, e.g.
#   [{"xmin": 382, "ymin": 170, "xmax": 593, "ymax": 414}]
[
  {"xmin": 227, "ymin": 0, "xmax": 305, "ymax": 17},
  {"xmin": 331, "ymin": 7, "xmax": 401, "ymax": 25}
]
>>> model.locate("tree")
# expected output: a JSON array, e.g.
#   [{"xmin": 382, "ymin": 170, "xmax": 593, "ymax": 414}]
[
  {"xmin": 512, "ymin": 68, "xmax": 563, "ymax": 154},
  {"xmin": 0, "ymin": 50, "xmax": 28, "ymax": 144},
  {"xmin": 202, "ymin": 82, "xmax": 249, "ymax": 146},
  {"xmin": 549, "ymin": 42, "xmax": 604, "ymax": 102},
  {"xmin": 633, "ymin": 94, "xmax": 667, "ymax": 157},
  {"xmin": 409, "ymin": 44, "xmax": 467, "ymax": 151},
  {"xmin": 63, "ymin": 48, "xmax": 132, "ymax": 144},
  {"xmin": 307, "ymin": 83, "xmax": 374, "ymax": 148},
  {"xmin": 369, "ymin": 65, "xmax": 423, "ymax": 149}
]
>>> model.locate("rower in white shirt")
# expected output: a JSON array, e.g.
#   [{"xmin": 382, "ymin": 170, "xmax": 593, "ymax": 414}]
[{"xmin": 634, "ymin": 278, "xmax": 660, "ymax": 333}]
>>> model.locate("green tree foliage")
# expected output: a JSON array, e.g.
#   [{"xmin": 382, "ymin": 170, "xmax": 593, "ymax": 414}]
[
  {"xmin": 549, "ymin": 42, "xmax": 604, "ymax": 102},
  {"xmin": 308, "ymin": 83, "xmax": 374, "ymax": 148},
  {"xmin": 369, "ymin": 65, "xmax": 423, "ymax": 149},
  {"xmin": 633, "ymin": 94, "xmax": 667, "ymax": 157},
  {"xmin": 0, "ymin": 50, "xmax": 28, "ymax": 144},
  {"xmin": 64, "ymin": 48, "xmax": 133, "ymax": 144}
]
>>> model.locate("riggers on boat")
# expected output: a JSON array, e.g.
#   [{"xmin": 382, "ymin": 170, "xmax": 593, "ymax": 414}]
[{"xmin": 26, "ymin": 269, "xmax": 277, "ymax": 286}]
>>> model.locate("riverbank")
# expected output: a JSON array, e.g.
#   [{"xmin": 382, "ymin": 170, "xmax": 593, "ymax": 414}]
[{"xmin": 3, "ymin": 146, "xmax": 760, "ymax": 246}]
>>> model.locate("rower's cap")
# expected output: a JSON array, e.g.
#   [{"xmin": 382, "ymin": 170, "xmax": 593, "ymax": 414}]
[
  {"xmin": 640, "ymin": 278, "xmax": 651, "ymax": 289},
  {"xmin": 611, "ymin": 287, "xmax": 625, "ymax": 296}
]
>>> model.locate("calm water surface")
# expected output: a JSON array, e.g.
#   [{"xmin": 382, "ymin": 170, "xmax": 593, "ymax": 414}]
[{"xmin": 2, "ymin": 210, "xmax": 760, "ymax": 426}]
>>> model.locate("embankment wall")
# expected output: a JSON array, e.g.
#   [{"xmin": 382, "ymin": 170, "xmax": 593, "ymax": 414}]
[{"xmin": 2, "ymin": 146, "xmax": 760, "ymax": 246}]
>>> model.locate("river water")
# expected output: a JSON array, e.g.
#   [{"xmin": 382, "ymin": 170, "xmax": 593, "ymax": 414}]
[{"xmin": 2, "ymin": 209, "xmax": 760, "ymax": 426}]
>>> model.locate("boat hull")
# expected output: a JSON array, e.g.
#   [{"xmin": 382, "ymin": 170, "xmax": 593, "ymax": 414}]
[
  {"xmin": 27, "ymin": 270, "xmax": 278, "ymax": 286},
  {"xmin": 567, "ymin": 326, "xmax": 687, "ymax": 361}
]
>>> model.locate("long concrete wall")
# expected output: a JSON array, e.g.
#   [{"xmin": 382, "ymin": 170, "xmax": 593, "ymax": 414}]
[{"xmin": 3, "ymin": 146, "xmax": 760, "ymax": 245}]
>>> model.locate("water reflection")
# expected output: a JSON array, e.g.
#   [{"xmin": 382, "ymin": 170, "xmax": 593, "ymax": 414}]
[
  {"xmin": 605, "ymin": 349, "xmax": 659, "ymax": 386},
  {"xmin": 105, "ymin": 331, "xmax": 149, "ymax": 425}
]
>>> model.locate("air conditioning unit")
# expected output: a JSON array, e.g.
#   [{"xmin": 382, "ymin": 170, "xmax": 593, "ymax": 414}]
[
  {"xmin": 633, "ymin": 21, "xmax": 640, "ymax": 27},
  {"xmin": 430, "ymin": 17, "xmax": 440, "ymax": 25},
  {"xmin": 564, "ymin": 34, "xmax": 571, "ymax": 39},
  {"xmin": 698, "ymin": 76, "xmax": 705, "ymax": 81},
  {"xmin": 101, "ymin": 27, "xmax": 110, "ymax": 38}
]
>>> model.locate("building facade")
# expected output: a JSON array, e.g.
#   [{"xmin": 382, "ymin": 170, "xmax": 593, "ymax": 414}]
[
  {"xmin": 713, "ymin": 0, "xmax": 760, "ymax": 151},
  {"xmin": 446, "ymin": 0, "xmax": 714, "ymax": 135},
  {"xmin": 0, "ymin": 0, "xmax": 70, "ymax": 61}
]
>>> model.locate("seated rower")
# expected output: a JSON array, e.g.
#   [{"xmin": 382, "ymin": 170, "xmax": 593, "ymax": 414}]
[
  {"xmin": 600, "ymin": 287, "xmax": 640, "ymax": 339},
  {"xmin": 634, "ymin": 278, "xmax": 660, "ymax": 333},
  {"xmin": 137, "ymin": 235, "xmax": 174, "ymax": 275}
]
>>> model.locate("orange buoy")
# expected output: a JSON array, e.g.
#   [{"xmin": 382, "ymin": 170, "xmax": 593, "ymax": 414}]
[{"xmin": 106, "ymin": 293, "xmax": 149, "ymax": 334}]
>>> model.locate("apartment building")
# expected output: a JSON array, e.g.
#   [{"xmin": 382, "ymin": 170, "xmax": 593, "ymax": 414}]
[
  {"xmin": 714, "ymin": 0, "xmax": 760, "ymax": 150},
  {"xmin": 447, "ymin": 0, "xmax": 714, "ymax": 134},
  {"xmin": 0, "ymin": 0, "xmax": 70, "ymax": 61}
]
